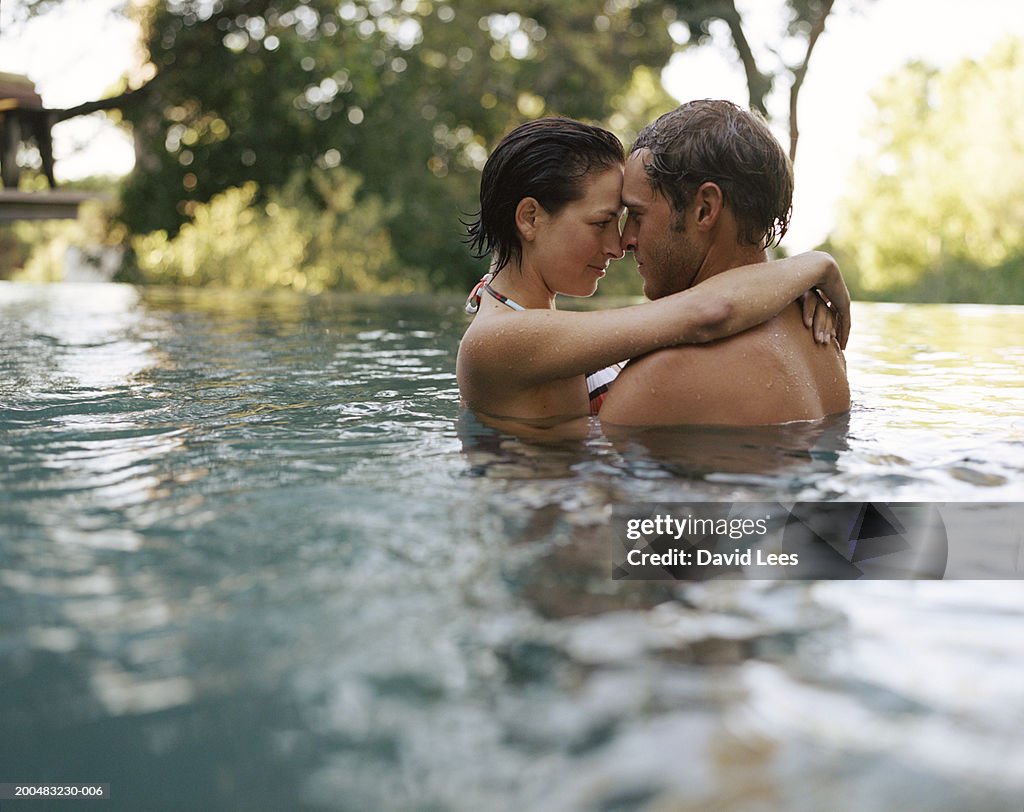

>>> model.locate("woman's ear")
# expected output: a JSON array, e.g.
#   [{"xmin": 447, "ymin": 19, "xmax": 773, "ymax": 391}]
[
  {"xmin": 515, "ymin": 197, "xmax": 543, "ymax": 242},
  {"xmin": 693, "ymin": 182, "xmax": 724, "ymax": 232}
]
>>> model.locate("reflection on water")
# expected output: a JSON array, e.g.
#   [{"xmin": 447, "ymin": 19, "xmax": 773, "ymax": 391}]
[
  {"xmin": 605, "ymin": 415, "xmax": 851, "ymax": 486},
  {"xmin": 839, "ymin": 303, "xmax": 1024, "ymax": 499},
  {"xmin": 2, "ymin": 284, "xmax": 1023, "ymax": 810}
]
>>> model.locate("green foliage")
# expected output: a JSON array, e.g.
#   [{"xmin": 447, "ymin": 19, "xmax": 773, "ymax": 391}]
[
  {"xmin": 127, "ymin": 167, "xmax": 407, "ymax": 293},
  {"xmin": 0, "ymin": 230, "xmax": 31, "ymax": 280},
  {"xmin": 18, "ymin": 1, "xmax": 841, "ymax": 293},
  {"xmin": 116, "ymin": 0, "xmax": 685, "ymax": 290},
  {"xmin": 0, "ymin": 176, "xmax": 126, "ymax": 282},
  {"xmin": 606, "ymin": 65, "xmax": 682, "ymax": 147},
  {"xmin": 829, "ymin": 38, "xmax": 1024, "ymax": 303}
]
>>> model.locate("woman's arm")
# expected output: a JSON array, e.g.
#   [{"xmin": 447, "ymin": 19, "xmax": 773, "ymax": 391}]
[
  {"xmin": 461, "ymin": 251, "xmax": 848, "ymax": 390},
  {"xmin": 692, "ymin": 250, "xmax": 850, "ymax": 348}
]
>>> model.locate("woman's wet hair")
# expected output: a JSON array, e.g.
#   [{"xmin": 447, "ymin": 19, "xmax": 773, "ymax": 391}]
[
  {"xmin": 465, "ymin": 117, "xmax": 624, "ymax": 273},
  {"xmin": 632, "ymin": 100, "xmax": 793, "ymax": 249}
]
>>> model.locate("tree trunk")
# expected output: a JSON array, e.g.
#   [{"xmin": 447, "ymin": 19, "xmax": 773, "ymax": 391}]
[
  {"xmin": 718, "ymin": 0, "xmax": 773, "ymax": 116},
  {"xmin": 788, "ymin": 0, "xmax": 835, "ymax": 162}
]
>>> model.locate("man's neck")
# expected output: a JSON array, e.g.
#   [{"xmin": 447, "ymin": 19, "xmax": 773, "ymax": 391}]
[{"xmin": 690, "ymin": 243, "xmax": 768, "ymax": 288}]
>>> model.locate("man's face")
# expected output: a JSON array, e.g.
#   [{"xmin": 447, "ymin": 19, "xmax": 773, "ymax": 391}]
[{"xmin": 620, "ymin": 149, "xmax": 705, "ymax": 300}]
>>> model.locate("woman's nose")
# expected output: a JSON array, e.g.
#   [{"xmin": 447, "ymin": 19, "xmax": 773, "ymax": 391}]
[
  {"xmin": 606, "ymin": 236, "xmax": 625, "ymax": 260},
  {"xmin": 620, "ymin": 219, "xmax": 638, "ymax": 253}
]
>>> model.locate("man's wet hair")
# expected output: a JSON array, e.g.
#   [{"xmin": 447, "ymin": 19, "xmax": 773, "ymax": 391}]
[
  {"xmin": 631, "ymin": 100, "xmax": 793, "ymax": 249},
  {"xmin": 465, "ymin": 117, "xmax": 624, "ymax": 273}
]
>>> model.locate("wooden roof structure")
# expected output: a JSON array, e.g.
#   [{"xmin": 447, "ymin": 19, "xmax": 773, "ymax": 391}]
[
  {"xmin": 0, "ymin": 189, "xmax": 99, "ymax": 221},
  {"xmin": 0, "ymin": 71, "xmax": 95, "ymax": 221}
]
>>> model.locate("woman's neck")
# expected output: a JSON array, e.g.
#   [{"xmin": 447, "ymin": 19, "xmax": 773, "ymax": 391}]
[{"xmin": 489, "ymin": 264, "xmax": 557, "ymax": 310}]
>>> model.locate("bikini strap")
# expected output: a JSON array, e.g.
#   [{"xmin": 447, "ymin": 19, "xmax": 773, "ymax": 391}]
[
  {"xmin": 465, "ymin": 272, "xmax": 494, "ymax": 314},
  {"xmin": 483, "ymin": 283, "xmax": 525, "ymax": 311},
  {"xmin": 465, "ymin": 272, "xmax": 528, "ymax": 313}
]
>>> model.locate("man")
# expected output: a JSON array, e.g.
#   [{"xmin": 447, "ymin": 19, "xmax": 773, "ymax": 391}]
[{"xmin": 599, "ymin": 100, "xmax": 850, "ymax": 427}]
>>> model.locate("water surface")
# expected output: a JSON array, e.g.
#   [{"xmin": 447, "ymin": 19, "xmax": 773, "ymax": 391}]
[{"xmin": 1, "ymin": 283, "xmax": 1022, "ymax": 810}]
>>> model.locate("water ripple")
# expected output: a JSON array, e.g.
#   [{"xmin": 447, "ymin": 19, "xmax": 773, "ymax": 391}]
[{"xmin": 3, "ymin": 286, "xmax": 1024, "ymax": 809}]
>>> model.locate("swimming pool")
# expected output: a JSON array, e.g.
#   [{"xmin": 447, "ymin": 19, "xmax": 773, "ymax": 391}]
[{"xmin": 2, "ymin": 282, "xmax": 1023, "ymax": 810}]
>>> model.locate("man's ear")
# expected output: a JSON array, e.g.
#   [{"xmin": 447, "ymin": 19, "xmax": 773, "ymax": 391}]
[
  {"xmin": 515, "ymin": 197, "xmax": 544, "ymax": 242},
  {"xmin": 693, "ymin": 182, "xmax": 724, "ymax": 232}
]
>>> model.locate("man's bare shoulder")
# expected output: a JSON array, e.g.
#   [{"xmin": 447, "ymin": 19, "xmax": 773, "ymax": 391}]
[
  {"xmin": 600, "ymin": 308, "xmax": 848, "ymax": 427},
  {"xmin": 599, "ymin": 329, "xmax": 769, "ymax": 426}
]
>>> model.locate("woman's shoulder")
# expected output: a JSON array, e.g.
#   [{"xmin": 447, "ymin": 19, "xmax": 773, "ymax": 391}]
[
  {"xmin": 459, "ymin": 310, "xmax": 520, "ymax": 353},
  {"xmin": 458, "ymin": 311, "xmax": 506, "ymax": 368}
]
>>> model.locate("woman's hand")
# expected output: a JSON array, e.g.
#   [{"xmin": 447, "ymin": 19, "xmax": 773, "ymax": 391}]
[
  {"xmin": 807, "ymin": 253, "xmax": 851, "ymax": 349},
  {"xmin": 801, "ymin": 291, "xmax": 841, "ymax": 347}
]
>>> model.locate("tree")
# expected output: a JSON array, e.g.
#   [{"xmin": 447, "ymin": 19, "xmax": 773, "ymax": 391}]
[
  {"xmin": 10, "ymin": 1, "xmax": 845, "ymax": 290},
  {"xmin": 110, "ymin": 0, "xmax": 682, "ymax": 288},
  {"xmin": 662, "ymin": 0, "xmax": 845, "ymax": 161},
  {"xmin": 827, "ymin": 37, "xmax": 1024, "ymax": 302}
]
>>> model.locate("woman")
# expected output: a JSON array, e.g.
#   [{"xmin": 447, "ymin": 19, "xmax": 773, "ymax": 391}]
[{"xmin": 457, "ymin": 117, "xmax": 848, "ymax": 427}]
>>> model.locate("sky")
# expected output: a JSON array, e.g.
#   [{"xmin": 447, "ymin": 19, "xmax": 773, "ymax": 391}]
[{"xmin": 2, "ymin": 0, "xmax": 1023, "ymax": 252}]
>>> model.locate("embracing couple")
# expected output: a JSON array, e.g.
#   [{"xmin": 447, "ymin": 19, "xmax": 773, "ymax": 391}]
[{"xmin": 457, "ymin": 100, "xmax": 850, "ymax": 434}]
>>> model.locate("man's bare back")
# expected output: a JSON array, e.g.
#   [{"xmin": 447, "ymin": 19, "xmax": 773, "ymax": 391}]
[{"xmin": 599, "ymin": 302, "xmax": 849, "ymax": 426}]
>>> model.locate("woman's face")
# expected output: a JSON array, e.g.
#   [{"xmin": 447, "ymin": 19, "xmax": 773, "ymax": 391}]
[{"xmin": 529, "ymin": 165, "xmax": 625, "ymax": 298}]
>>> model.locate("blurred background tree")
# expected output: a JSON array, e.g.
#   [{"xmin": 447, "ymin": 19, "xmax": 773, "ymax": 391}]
[
  {"xmin": 825, "ymin": 37, "xmax": 1024, "ymax": 302},
  {"xmin": 114, "ymin": 0, "xmax": 680, "ymax": 290},
  {"xmin": 38, "ymin": 0, "xmax": 1024, "ymax": 300},
  {"xmin": 664, "ymin": 0, "xmax": 843, "ymax": 160},
  {"xmin": 125, "ymin": 168, "xmax": 403, "ymax": 292},
  {"xmin": 31, "ymin": 0, "xmax": 831, "ymax": 292}
]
